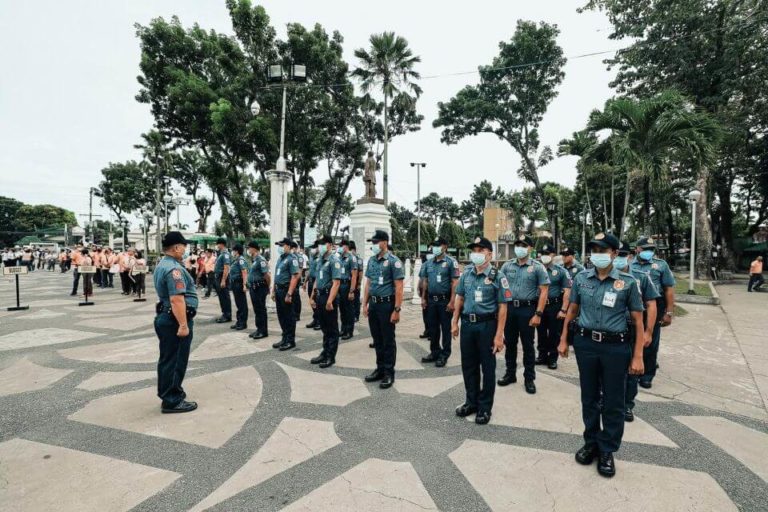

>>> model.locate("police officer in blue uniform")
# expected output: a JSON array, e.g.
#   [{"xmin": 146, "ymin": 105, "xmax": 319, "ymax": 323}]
[
  {"xmin": 350, "ymin": 241, "xmax": 363, "ymax": 323},
  {"xmin": 420, "ymin": 237, "xmax": 460, "ymax": 367},
  {"xmin": 228, "ymin": 244, "xmax": 249, "ymax": 330},
  {"xmin": 499, "ymin": 235, "xmax": 550, "ymax": 394},
  {"xmin": 362, "ymin": 230, "xmax": 405, "ymax": 389},
  {"xmin": 535, "ymin": 244, "xmax": 572, "ymax": 370},
  {"xmin": 337, "ymin": 240, "xmax": 359, "ymax": 340},
  {"xmin": 213, "ymin": 238, "xmax": 232, "ymax": 323},
  {"xmin": 614, "ymin": 241, "xmax": 659, "ymax": 421},
  {"xmin": 631, "ymin": 236, "xmax": 675, "ymax": 389},
  {"xmin": 305, "ymin": 242, "xmax": 321, "ymax": 330},
  {"xmin": 559, "ymin": 232, "xmax": 645, "ymax": 477},
  {"xmin": 154, "ymin": 231, "xmax": 198, "ymax": 413},
  {"xmin": 452, "ymin": 237, "xmax": 511, "ymax": 424},
  {"xmin": 560, "ymin": 246, "xmax": 585, "ymax": 278},
  {"xmin": 290, "ymin": 241, "xmax": 304, "ymax": 322},
  {"xmin": 246, "ymin": 241, "xmax": 270, "ymax": 339},
  {"xmin": 309, "ymin": 235, "xmax": 342, "ymax": 368},
  {"xmin": 272, "ymin": 237, "xmax": 301, "ymax": 351}
]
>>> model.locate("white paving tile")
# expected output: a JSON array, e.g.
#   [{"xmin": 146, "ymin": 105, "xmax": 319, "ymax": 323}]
[
  {"xmin": 295, "ymin": 338, "xmax": 423, "ymax": 370},
  {"xmin": 190, "ymin": 417, "xmax": 341, "ymax": 512},
  {"xmin": 77, "ymin": 371, "xmax": 157, "ymax": 391},
  {"xmin": 0, "ymin": 358, "xmax": 73, "ymax": 397},
  {"xmin": 17, "ymin": 308, "xmax": 66, "ymax": 320},
  {"xmin": 674, "ymin": 416, "xmax": 768, "ymax": 483},
  {"xmin": 59, "ymin": 337, "xmax": 158, "ymax": 364},
  {"xmin": 0, "ymin": 438, "xmax": 180, "ymax": 512},
  {"xmin": 473, "ymin": 372, "xmax": 677, "ymax": 447},
  {"xmin": 76, "ymin": 314, "xmax": 155, "ymax": 331},
  {"xmin": 69, "ymin": 366, "xmax": 262, "ymax": 448},
  {"xmin": 276, "ymin": 362, "xmax": 370, "ymax": 407},
  {"xmin": 449, "ymin": 440, "xmax": 737, "ymax": 512},
  {"xmin": 189, "ymin": 332, "xmax": 267, "ymax": 361},
  {"xmin": 281, "ymin": 458, "xmax": 438, "ymax": 511},
  {"xmin": 394, "ymin": 374, "xmax": 463, "ymax": 397},
  {"xmin": 0, "ymin": 328, "xmax": 102, "ymax": 352}
]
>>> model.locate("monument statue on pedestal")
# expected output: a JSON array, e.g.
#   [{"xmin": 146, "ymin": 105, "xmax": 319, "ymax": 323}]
[{"xmin": 363, "ymin": 151, "xmax": 378, "ymax": 200}]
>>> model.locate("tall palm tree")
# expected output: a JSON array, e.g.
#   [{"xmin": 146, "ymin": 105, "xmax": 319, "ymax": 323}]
[
  {"xmin": 352, "ymin": 32, "xmax": 422, "ymax": 205},
  {"xmin": 587, "ymin": 91, "xmax": 720, "ymax": 258},
  {"xmin": 558, "ymin": 131, "xmax": 598, "ymax": 232}
]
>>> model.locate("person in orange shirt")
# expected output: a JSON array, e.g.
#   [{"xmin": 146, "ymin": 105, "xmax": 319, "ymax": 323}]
[
  {"xmin": 58, "ymin": 249, "xmax": 67, "ymax": 273},
  {"xmin": 748, "ymin": 256, "xmax": 764, "ymax": 292},
  {"xmin": 80, "ymin": 249, "xmax": 94, "ymax": 297},
  {"xmin": 204, "ymin": 249, "xmax": 216, "ymax": 298},
  {"xmin": 69, "ymin": 246, "xmax": 83, "ymax": 296}
]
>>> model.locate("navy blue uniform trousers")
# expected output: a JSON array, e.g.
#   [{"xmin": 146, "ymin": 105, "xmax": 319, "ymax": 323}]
[
  {"xmin": 317, "ymin": 290, "xmax": 340, "ymax": 359},
  {"xmin": 460, "ymin": 319, "xmax": 497, "ymax": 413},
  {"xmin": 504, "ymin": 304, "xmax": 537, "ymax": 381},
  {"xmin": 214, "ymin": 272, "xmax": 231, "ymax": 318},
  {"xmin": 368, "ymin": 301, "xmax": 397, "ymax": 376},
  {"xmin": 249, "ymin": 283, "xmax": 268, "ymax": 334},
  {"xmin": 155, "ymin": 312, "xmax": 193, "ymax": 408},
  {"xmin": 275, "ymin": 286, "xmax": 296, "ymax": 344},
  {"xmin": 427, "ymin": 298, "xmax": 452, "ymax": 358}
]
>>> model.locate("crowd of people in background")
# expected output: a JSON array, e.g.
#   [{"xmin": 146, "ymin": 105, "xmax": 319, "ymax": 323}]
[{"xmin": 1, "ymin": 247, "xmax": 60, "ymax": 271}]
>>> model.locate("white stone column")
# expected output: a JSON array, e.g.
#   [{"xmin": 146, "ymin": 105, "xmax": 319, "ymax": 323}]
[
  {"xmin": 404, "ymin": 258, "xmax": 412, "ymax": 299},
  {"xmin": 267, "ymin": 166, "xmax": 291, "ymax": 310},
  {"xmin": 411, "ymin": 258, "xmax": 422, "ymax": 305}
]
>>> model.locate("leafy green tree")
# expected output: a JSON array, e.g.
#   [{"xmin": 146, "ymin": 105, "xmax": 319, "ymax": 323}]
[
  {"xmin": 406, "ymin": 219, "xmax": 436, "ymax": 255},
  {"xmin": 352, "ymin": 31, "xmax": 422, "ymax": 205},
  {"xmin": 0, "ymin": 196, "xmax": 24, "ymax": 246},
  {"xmin": 434, "ymin": 21, "xmax": 566, "ymax": 221},
  {"xmin": 14, "ymin": 204, "xmax": 77, "ymax": 233},
  {"xmin": 96, "ymin": 160, "xmax": 155, "ymax": 226},
  {"xmin": 458, "ymin": 180, "xmax": 507, "ymax": 236},
  {"xmin": 171, "ymin": 150, "xmax": 216, "ymax": 232},
  {"xmin": 438, "ymin": 221, "xmax": 466, "ymax": 252}
]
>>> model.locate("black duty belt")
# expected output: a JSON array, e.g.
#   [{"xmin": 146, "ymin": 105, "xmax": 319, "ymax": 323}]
[
  {"xmin": 509, "ymin": 299, "xmax": 536, "ymax": 308},
  {"xmin": 156, "ymin": 302, "xmax": 197, "ymax": 319},
  {"xmin": 318, "ymin": 287, "xmax": 332, "ymax": 294},
  {"xmin": 249, "ymin": 280, "xmax": 267, "ymax": 288},
  {"xmin": 546, "ymin": 296, "xmax": 563, "ymax": 305},
  {"xmin": 428, "ymin": 294, "xmax": 450, "ymax": 302},
  {"xmin": 461, "ymin": 312, "xmax": 497, "ymax": 323},
  {"xmin": 370, "ymin": 295, "xmax": 394, "ymax": 304},
  {"xmin": 575, "ymin": 326, "xmax": 628, "ymax": 343}
]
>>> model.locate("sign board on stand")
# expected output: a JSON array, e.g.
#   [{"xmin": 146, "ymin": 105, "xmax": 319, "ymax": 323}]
[
  {"xmin": 132, "ymin": 266, "xmax": 149, "ymax": 302},
  {"xmin": 3, "ymin": 266, "xmax": 29, "ymax": 311},
  {"xmin": 78, "ymin": 266, "xmax": 97, "ymax": 306}
]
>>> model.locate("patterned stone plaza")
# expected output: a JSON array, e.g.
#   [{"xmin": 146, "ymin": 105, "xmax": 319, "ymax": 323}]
[{"xmin": 1, "ymin": 270, "xmax": 767, "ymax": 511}]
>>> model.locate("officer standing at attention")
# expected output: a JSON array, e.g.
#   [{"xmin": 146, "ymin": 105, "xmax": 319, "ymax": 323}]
[
  {"xmin": 362, "ymin": 230, "xmax": 404, "ymax": 389},
  {"xmin": 560, "ymin": 246, "xmax": 585, "ymax": 278},
  {"xmin": 290, "ymin": 241, "xmax": 304, "ymax": 322},
  {"xmin": 228, "ymin": 244, "xmax": 249, "ymax": 330},
  {"xmin": 558, "ymin": 232, "xmax": 645, "ymax": 477},
  {"xmin": 305, "ymin": 242, "xmax": 321, "ymax": 330},
  {"xmin": 338, "ymin": 240, "xmax": 359, "ymax": 340},
  {"xmin": 309, "ymin": 235, "xmax": 342, "ymax": 368},
  {"xmin": 418, "ymin": 247, "xmax": 434, "ymax": 341},
  {"xmin": 630, "ymin": 236, "xmax": 675, "ymax": 389},
  {"xmin": 349, "ymin": 241, "xmax": 364, "ymax": 323},
  {"xmin": 154, "ymin": 231, "xmax": 199, "ymax": 413},
  {"xmin": 614, "ymin": 242, "xmax": 659, "ymax": 422},
  {"xmin": 499, "ymin": 235, "xmax": 550, "ymax": 394},
  {"xmin": 420, "ymin": 237, "xmax": 460, "ymax": 367},
  {"xmin": 213, "ymin": 238, "xmax": 232, "ymax": 323},
  {"xmin": 272, "ymin": 237, "xmax": 301, "ymax": 351},
  {"xmin": 452, "ymin": 237, "xmax": 511, "ymax": 424},
  {"xmin": 246, "ymin": 242, "xmax": 270, "ymax": 339},
  {"xmin": 535, "ymin": 244, "xmax": 571, "ymax": 370}
]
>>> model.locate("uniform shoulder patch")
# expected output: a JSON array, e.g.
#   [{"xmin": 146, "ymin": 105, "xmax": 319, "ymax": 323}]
[
  {"xmin": 504, "ymin": 289, "xmax": 512, "ymax": 298},
  {"xmin": 500, "ymin": 276, "xmax": 509, "ymax": 288},
  {"xmin": 571, "ymin": 268, "xmax": 578, "ymax": 274},
  {"xmin": 651, "ymin": 263, "xmax": 659, "ymax": 269},
  {"xmin": 395, "ymin": 261, "xmax": 402, "ymax": 269},
  {"xmin": 527, "ymin": 266, "xmax": 534, "ymax": 273},
  {"xmin": 383, "ymin": 260, "xmax": 389, "ymax": 267},
  {"xmin": 552, "ymin": 270, "xmax": 558, "ymax": 276},
  {"xmin": 260, "ymin": 260, "xmax": 267, "ymax": 267},
  {"xmin": 613, "ymin": 280, "xmax": 625, "ymax": 290},
  {"xmin": 175, "ymin": 281, "xmax": 185, "ymax": 290},
  {"xmin": 334, "ymin": 262, "xmax": 341, "ymax": 269},
  {"xmin": 453, "ymin": 260, "xmax": 459, "ymax": 268},
  {"xmin": 171, "ymin": 269, "xmax": 182, "ymax": 280}
]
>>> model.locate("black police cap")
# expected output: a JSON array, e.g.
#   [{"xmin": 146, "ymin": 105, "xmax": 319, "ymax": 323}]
[
  {"xmin": 432, "ymin": 237, "xmax": 448, "ymax": 246},
  {"xmin": 339, "ymin": 239, "xmax": 350, "ymax": 246},
  {"xmin": 232, "ymin": 244, "xmax": 244, "ymax": 254},
  {"xmin": 289, "ymin": 240, "xmax": 298, "ymax": 249},
  {"xmin": 163, "ymin": 231, "xmax": 190, "ymax": 248},
  {"xmin": 216, "ymin": 237, "xmax": 227, "ymax": 245},
  {"xmin": 367, "ymin": 230, "xmax": 389, "ymax": 243},
  {"xmin": 539, "ymin": 244, "xmax": 555, "ymax": 254},
  {"xmin": 348, "ymin": 240, "xmax": 357, "ymax": 250},
  {"xmin": 514, "ymin": 234, "xmax": 533, "ymax": 247},
  {"xmin": 467, "ymin": 236, "xmax": 493, "ymax": 251},
  {"xmin": 588, "ymin": 232, "xmax": 620, "ymax": 250},
  {"xmin": 618, "ymin": 241, "xmax": 631, "ymax": 256},
  {"xmin": 275, "ymin": 237, "xmax": 292, "ymax": 246},
  {"xmin": 560, "ymin": 246, "xmax": 576, "ymax": 256},
  {"xmin": 247, "ymin": 241, "xmax": 260, "ymax": 250},
  {"xmin": 316, "ymin": 234, "xmax": 333, "ymax": 245},
  {"xmin": 636, "ymin": 236, "xmax": 656, "ymax": 249}
]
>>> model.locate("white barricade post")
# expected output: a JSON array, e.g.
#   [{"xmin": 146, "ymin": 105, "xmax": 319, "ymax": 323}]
[
  {"xmin": 411, "ymin": 259, "xmax": 422, "ymax": 305},
  {"xmin": 78, "ymin": 265, "xmax": 97, "ymax": 307},
  {"xmin": 132, "ymin": 266, "xmax": 148, "ymax": 302},
  {"xmin": 3, "ymin": 266, "xmax": 30, "ymax": 311}
]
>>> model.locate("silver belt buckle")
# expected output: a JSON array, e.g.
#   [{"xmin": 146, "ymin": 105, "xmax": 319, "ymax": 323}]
[
  {"xmin": 513, "ymin": 300, "xmax": 520, "ymax": 307},
  {"xmin": 469, "ymin": 313, "xmax": 477, "ymax": 323},
  {"xmin": 591, "ymin": 331, "xmax": 603, "ymax": 343}
]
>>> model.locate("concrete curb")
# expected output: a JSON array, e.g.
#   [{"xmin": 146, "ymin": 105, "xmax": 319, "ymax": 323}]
[{"xmin": 675, "ymin": 281, "xmax": 720, "ymax": 305}]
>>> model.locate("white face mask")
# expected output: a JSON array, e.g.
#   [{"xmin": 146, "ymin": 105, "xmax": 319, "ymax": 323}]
[
  {"xmin": 540, "ymin": 255, "xmax": 552, "ymax": 265},
  {"xmin": 426, "ymin": 254, "xmax": 435, "ymax": 261},
  {"xmin": 469, "ymin": 252, "xmax": 486, "ymax": 266},
  {"xmin": 514, "ymin": 247, "xmax": 529, "ymax": 259}
]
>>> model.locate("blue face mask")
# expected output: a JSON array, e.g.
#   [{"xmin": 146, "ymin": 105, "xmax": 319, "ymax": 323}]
[
  {"xmin": 318, "ymin": 244, "xmax": 328, "ymax": 256},
  {"xmin": 591, "ymin": 253, "xmax": 612, "ymax": 269},
  {"xmin": 336, "ymin": 246, "xmax": 344, "ymax": 254},
  {"xmin": 514, "ymin": 247, "xmax": 529, "ymax": 259},
  {"xmin": 470, "ymin": 252, "xmax": 487, "ymax": 266},
  {"xmin": 276, "ymin": 246, "xmax": 284, "ymax": 256},
  {"xmin": 639, "ymin": 250, "xmax": 654, "ymax": 261},
  {"xmin": 431, "ymin": 246, "xmax": 442, "ymax": 256},
  {"xmin": 371, "ymin": 244, "xmax": 381, "ymax": 256},
  {"xmin": 613, "ymin": 256, "xmax": 629, "ymax": 270}
]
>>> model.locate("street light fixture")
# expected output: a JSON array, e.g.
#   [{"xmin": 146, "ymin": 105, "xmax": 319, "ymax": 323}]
[{"xmin": 688, "ymin": 190, "xmax": 701, "ymax": 294}]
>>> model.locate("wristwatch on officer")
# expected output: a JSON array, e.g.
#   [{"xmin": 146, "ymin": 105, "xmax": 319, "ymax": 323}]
[
  {"xmin": 664, "ymin": 311, "xmax": 673, "ymax": 317},
  {"xmin": 394, "ymin": 306, "xmax": 402, "ymax": 313},
  {"xmin": 534, "ymin": 310, "xmax": 543, "ymax": 317},
  {"xmin": 560, "ymin": 308, "xmax": 567, "ymax": 314}
]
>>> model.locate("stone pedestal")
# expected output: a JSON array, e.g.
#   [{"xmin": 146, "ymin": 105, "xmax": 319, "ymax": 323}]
[{"xmin": 349, "ymin": 199, "xmax": 391, "ymax": 262}]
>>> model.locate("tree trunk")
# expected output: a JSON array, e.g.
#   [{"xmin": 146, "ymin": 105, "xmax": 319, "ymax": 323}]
[
  {"xmin": 620, "ymin": 168, "xmax": 633, "ymax": 238},
  {"xmin": 383, "ymin": 91, "xmax": 389, "ymax": 205},
  {"xmin": 602, "ymin": 189, "xmax": 608, "ymax": 233},
  {"xmin": 694, "ymin": 168, "xmax": 713, "ymax": 279},
  {"xmin": 642, "ymin": 177, "xmax": 651, "ymax": 235},
  {"xmin": 714, "ymin": 178, "xmax": 737, "ymax": 271},
  {"xmin": 610, "ymin": 171, "xmax": 616, "ymax": 232}
]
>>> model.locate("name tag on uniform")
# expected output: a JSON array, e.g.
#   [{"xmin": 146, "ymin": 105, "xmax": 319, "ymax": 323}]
[
  {"xmin": 341, "ymin": 268, "xmax": 345, "ymax": 274},
  {"xmin": 602, "ymin": 291, "xmax": 617, "ymax": 308},
  {"xmin": 474, "ymin": 289, "xmax": 483, "ymax": 302},
  {"xmin": 436, "ymin": 275, "xmax": 442, "ymax": 283},
  {"xmin": 378, "ymin": 276, "xmax": 384, "ymax": 285},
  {"xmin": 319, "ymin": 271, "xmax": 323, "ymax": 279},
  {"xmin": 276, "ymin": 269, "xmax": 281, "ymax": 276}
]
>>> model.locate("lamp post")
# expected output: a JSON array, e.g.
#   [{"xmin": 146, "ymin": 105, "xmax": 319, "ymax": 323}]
[
  {"xmin": 546, "ymin": 198, "xmax": 557, "ymax": 250},
  {"xmin": 410, "ymin": 162, "xmax": 426, "ymax": 259},
  {"xmin": 688, "ymin": 190, "xmax": 701, "ymax": 294}
]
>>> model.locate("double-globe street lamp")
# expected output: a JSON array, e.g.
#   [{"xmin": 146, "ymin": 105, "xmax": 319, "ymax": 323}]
[{"xmin": 688, "ymin": 189, "xmax": 702, "ymax": 294}]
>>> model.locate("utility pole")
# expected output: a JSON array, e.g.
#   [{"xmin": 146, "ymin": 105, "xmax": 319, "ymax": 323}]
[
  {"xmin": 88, "ymin": 187, "xmax": 95, "ymax": 243},
  {"xmin": 410, "ymin": 162, "xmax": 427, "ymax": 259}
]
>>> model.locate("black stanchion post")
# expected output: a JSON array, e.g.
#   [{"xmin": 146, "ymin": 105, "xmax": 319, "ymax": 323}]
[
  {"xmin": 78, "ymin": 265, "xmax": 95, "ymax": 307},
  {"xmin": 5, "ymin": 266, "xmax": 29, "ymax": 311},
  {"xmin": 133, "ymin": 265, "xmax": 148, "ymax": 302}
]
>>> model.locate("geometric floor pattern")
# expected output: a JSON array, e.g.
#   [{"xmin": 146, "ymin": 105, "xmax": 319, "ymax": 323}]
[{"xmin": 1, "ymin": 271, "xmax": 767, "ymax": 511}]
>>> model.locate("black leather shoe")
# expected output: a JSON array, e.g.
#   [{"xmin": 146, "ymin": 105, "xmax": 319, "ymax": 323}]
[
  {"xmin": 547, "ymin": 360, "xmax": 558, "ymax": 370},
  {"xmin": 364, "ymin": 370, "xmax": 383, "ymax": 382},
  {"xmin": 421, "ymin": 354, "xmax": 438, "ymax": 363},
  {"xmin": 575, "ymin": 444, "xmax": 598, "ymax": 465},
  {"xmin": 535, "ymin": 357, "xmax": 548, "ymax": 365},
  {"xmin": 313, "ymin": 325, "xmax": 322, "ymax": 331},
  {"xmin": 230, "ymin": 323, "xmax": 238, "ymax": 329},
  {"xmin": 310, "ymin": 354, "xmax": 326, "ymax": 364},
  {"xmin": 639, "ymin": 380, "xmax": 652, "ymax": 389},
  {"xmin": 419, "ymin": 331, "xmax": 429, "ymax": 339},
  {"xmin": 525, "ymin": 380, "xmax": 537, "ymax": 394},
  {"xmin": 305, "ymin": 321, "xmax": 317, "ymax": 329},
  {"xmin": 379, "ymin": 374, "xmax": 394, "ymax": 389},
  {"xmin": 161, "ymin": 400, "xmax": 198, "ymax": 414},
  {"xmin": 497, "ymin": 372, "xmax": 517, "ymax": 386},
  {"xmin": 319, "ymin": 359, "xmax": 335, "ymax": 369},
  {"xmin": 235, "ymin": 324, "xmax": 247, "ymax": 331},
  {"xmin": 597, "ymin": 452, "xmax": 616, "ymax": 477},
  {"xmin": 278, "ymin": 342, "xmax": 296, "ymax": 351},
  {"xmin": 253, "ymin": 332, "xmax": 268, "ymax": 339},
  {"xmin": 248, "ymin": 331, "xmax": 259, "ymax": 339},
  {"xmin": 435, "ymin": 357, "xmax": 447, "ymax": 368},
  {"xmin": 369, "ymin": 342, "xmax": 375, "ymax": 348},
  {"xmin": 272, "ymin": 340, "xmax": 285, "ymax": 349},
  {"xmin": 475, "ymin": 411, "xmax": 491, "ymax": 425},
  {"xmin": 341, "ymin": 333, "xmax": 353, "ymax": 340},
  {"xmin": 455, "ymin": 403, "xmax": 477, "ymax": 417},
  {"xmin": 215, "ymin": 316, "xmax": 231, "ymax": 324},
  {"xmin": 624, "ymin": 408, "xmax": 635, "ymax": 422}
]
